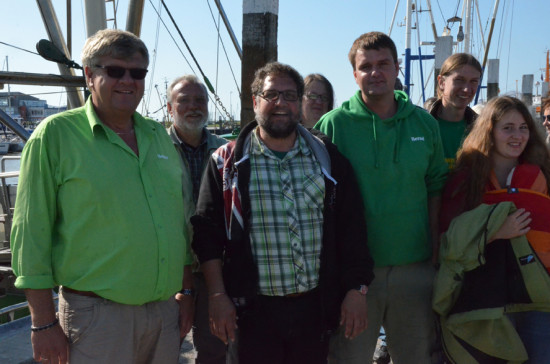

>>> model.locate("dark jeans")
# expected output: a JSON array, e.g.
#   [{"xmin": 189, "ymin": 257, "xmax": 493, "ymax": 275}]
[{"xmin": 238, "ymin": 289, "xmax": 329, "ymax": 364}]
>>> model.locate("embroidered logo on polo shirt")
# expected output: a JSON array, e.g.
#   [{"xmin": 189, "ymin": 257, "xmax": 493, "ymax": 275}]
[
  {"xmin": 411, "ymin": 137, "xmax": 425, "ymax": 142},
  {"xmin": 157, "ymin": 154, "xmax": 168, "ymax": 160}
]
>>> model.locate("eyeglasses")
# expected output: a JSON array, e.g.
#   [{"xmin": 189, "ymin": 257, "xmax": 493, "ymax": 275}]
[
  {"xmin": 257, "ymin": 90, "xmax": 299, "ymax": 102},
  {"xmin": 305, "ymin": 93, "xmax": 329, "ymax": 103},
  {"xmin": 544, "ymin": 115, "xmax": 550, "ymax": 121},
  {"xmin": 94, "ymin": 65, "xmax": 148, "ymax": 80}
]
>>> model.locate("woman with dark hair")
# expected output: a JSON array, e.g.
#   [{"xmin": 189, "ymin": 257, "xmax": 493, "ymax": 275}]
[
  {"xmin": 434, "ymin": 96, "xmax": 550, "ymax": 363},
  {"xmin": 428, "ymin": 53, "xmax": 482, "ymax": 170},
  {"xmin": 301, "ymin": 73, "xmax": 334, "ymax": 128}
]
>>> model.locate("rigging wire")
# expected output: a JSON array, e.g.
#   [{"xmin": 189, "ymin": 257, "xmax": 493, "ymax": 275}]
[
  {"xmin": 214, "ymin": 11, "xmax": 221, "ymax": 123},
  {"xmin": 160, "ymin": 0, "xmax": 210, "ymax": 89},
  {"xmin": 205, "ymin": 0, "xmax": 241, "ymax": 96},
  {"xmin": 143, "ymin": 0, "xmax": 163, "ymax": 116},
  {"xmin": 449, "ymin": 0, "xmax": 461, "ymax": 31},
  {"xmin": 504, "ymin": 0, "xmax": 515, "ymax": 93},
  {"xmin": 147, "ymin": 0, "xmax": 198, "ymax": 76},
  {"xmin": 0, "ymin": 42, "xmax": 40, "ymax": 56},
  {"xmin": 434, "ymin": 0, "xmax": 447, "ymax": 26},
  {"xmin": 146, "ymin": 0, "xmax": 230, "ymax": 120},
  {"xmin": 157, "ymin": 0, "xmax": 234, "ymax": 122}
]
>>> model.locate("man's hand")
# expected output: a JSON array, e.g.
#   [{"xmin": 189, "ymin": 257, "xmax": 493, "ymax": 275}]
[
  {"xmin": 208, "ymin": 293, "xmax": 237, "ymax": 344},
  {"xmin": 31, "ymin": 324, "xmax": 69, "ymax": 364},
  {"xmin": 175, "ymin": 292, "xmax": 195, "ymax": 339},
  {"xmin": 340, "ymin": 289, "xmax": 368, "ymax": 340}
]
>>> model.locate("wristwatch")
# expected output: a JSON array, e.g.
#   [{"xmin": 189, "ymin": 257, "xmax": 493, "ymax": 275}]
[
  {"xmin": 179, "ymin": 288, "xmax": 195, "ymax": 297},
  {"xmin": 356, "ymin": 285, "xmax": 368, "ymax": 295}
]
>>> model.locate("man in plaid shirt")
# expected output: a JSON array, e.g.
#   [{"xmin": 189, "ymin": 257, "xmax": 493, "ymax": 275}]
[
  {"xmin": 166, "ymin": 75, "xmax": 229, "ymax": 364},
  {"xmin": 192, "ymin": 62, "xmax": 374, "ymax": 364}
]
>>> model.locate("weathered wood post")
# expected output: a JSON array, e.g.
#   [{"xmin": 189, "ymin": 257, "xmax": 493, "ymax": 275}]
[
  {"xmin": 241, "ymin": 0, "xmax": 278, "ymax": 127},
  {"xmin": 486, "ymin": 59, "xmax": 499, "ymax": 101}
]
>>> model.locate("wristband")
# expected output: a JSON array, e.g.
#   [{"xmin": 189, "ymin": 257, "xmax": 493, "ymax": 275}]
[
  {"xmin": 209, "ymin": 292, "xmax": 226, "ymax": 298},
  {"xmin": 31, "ymin": 318, "xmax": 59, "ymax": 332}
]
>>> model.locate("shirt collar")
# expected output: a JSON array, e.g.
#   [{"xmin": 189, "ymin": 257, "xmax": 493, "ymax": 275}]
[
  {"xmin": 171, "ymin": 125, "xmax": 207, "ymax": 151},
  {"xmin": 85, "ymin": 97, "xmax": 152, "ymax": 138},
  {"xmin": 250, "ymin": 126, "xmax": 310, "ymax": 160}
]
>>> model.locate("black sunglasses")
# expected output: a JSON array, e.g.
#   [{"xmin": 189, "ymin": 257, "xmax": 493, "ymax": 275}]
[
  {"xmin": 544, "ymin": 115, "xmax": 550, "ymax": 122},
  {"xmin": 94, "ymin": 65, "xmax": 148, "ymax": 80}
]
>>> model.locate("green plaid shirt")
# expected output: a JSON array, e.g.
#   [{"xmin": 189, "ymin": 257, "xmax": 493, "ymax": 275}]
[{"xmin": 249, "ymin": 128, "xmax": 325, "ymax": 296}]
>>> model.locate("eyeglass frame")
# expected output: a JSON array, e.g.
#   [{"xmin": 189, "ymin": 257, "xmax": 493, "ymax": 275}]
[
  {"xmin": 94, "ymin": 64, "xmax": 149, "ymax": 80},
  {"xmin": 256, "ymin": 90, "xmax": 300, "ymax": 103},
  {"xmin": 304, "ymin": 93, "xmax": 330, "ymax": 103}
]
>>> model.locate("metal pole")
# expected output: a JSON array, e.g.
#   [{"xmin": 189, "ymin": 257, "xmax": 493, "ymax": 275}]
[
  {"xmin": 474, "ymin": 0, "xmax": 500, "ymax": 104},
  {"xmin": 404, "ymin": 0, "xmax": 412, "ymax": 95},
  {"xmin": 5, "ymin": 57, "xmax": 11, "ymax": 117},
  {"xmin": 0, "ymin": 71, "xmax": 86, "ymax": 87},
  {"xmin": 0, "ymin": 109, "xmax": 31, "ymax": 141},
  {"xmin": 414, "ymin": 1, "xmax": 426, "ymax": 103},
  {"xmin": 126, "ymin": 0, "xmax": 145, "ymax": 36},
  {"xmin": 424, "ymin": 0, "xmax": 438, "ymax": 41},
  {"xmin": 67, "ymin": 0, "xmax": 71, "ymax": 56},
  {"xmin": 83, "ymin": 0, "xmax": 107, "ymax": 37},
  {"xmin": 464, "ymin": 0, "xmax": 473, "ymax": 54},
  {"xmin": 213, "ymin": 0, "xmax": 242, "ymax": 60},
  {"xmin": 474, "ymin": 0, "xmax": 486, "ymax": 51},
  {"xmin": 388, "ymin": 0, "xmax": 401, "ymax": 37},
  {"xmin": 36, "ymin": 0, "xmax": 84, "ymax": 108}
]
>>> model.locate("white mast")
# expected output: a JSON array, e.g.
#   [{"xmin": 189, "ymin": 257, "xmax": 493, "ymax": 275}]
[{"xmin": 463, "ymin": 0, "xmax": 473, "ymax": 54}]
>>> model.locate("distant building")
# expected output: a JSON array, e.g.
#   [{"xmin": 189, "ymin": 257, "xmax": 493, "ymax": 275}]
[{"xmin": 0, "ymin": 92, "xmax": 66, "ymax": 125}]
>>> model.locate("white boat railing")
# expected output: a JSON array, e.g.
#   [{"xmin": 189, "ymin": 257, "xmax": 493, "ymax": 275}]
[{"xmin": 0, "ymin": 156, "xmax": 20, "ymax": 246}]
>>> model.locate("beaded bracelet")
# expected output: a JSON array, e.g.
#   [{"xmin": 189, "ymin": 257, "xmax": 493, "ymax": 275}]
[{"xmin": 31, "ymin": 318, "xmax": 59, "ymax": 332}]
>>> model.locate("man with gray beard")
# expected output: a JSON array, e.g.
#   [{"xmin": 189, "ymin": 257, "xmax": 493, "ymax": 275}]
[
  {"xmin": 191, "ymin": 62, "xmax": 374, "ymax": 364},
  {"xmin": 167, "ymin": 75, "xmax": 228, "ymax": 364}
]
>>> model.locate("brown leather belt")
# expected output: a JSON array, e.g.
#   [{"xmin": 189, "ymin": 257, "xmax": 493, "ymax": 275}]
[{"xmin": 62, "ymin": 286, "xmax": 100, "ymax": 298}]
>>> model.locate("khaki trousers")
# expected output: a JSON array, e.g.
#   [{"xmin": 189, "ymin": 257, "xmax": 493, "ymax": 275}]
[
  {"xmin": 59, "ymin": 287, "xmax": 180, "ymax": 364},
  {"xmin": 329, "ymin": 261, "xmax": 437, "ymax": 364}
]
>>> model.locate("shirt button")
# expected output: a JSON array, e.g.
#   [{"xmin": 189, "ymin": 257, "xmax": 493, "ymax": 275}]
[{"xmin": 161, "ymin": 258, "xmax": 166, "ymax": 263}]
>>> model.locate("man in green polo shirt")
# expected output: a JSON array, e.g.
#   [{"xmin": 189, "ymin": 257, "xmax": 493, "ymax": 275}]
[{"xmin": 11, "ymin": 29, "xmax": 192, "ymax": 364}]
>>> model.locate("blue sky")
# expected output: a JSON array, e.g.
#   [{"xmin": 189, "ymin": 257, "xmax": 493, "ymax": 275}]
[{"xmin": 1, "ymin": 0, "xmax": 549, "ymax": 121}]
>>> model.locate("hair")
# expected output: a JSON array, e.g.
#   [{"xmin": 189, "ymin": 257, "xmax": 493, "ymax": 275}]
[
  {"xmin": 453, "ymin": 96, "xmax": 550, "ymax": 209},
  {"xmin": 251, "ymin": 62, "xmax": 304, "ymax": 98},
  {"xmin": 81, "ymin": 29, "xmax": 149, "ymax": 68},
  {"xmin": 423, "ymin": 96, "xmax": 438, "ymax": 111},
  {"xmin": 167, "ymin": 74, "xmax": 208, "ymax": 103},
  {"xmin": 304, "ymin": 73, "xmax": 334, "ymax": 110},
  {"xmin": 348, "ymin": 32, "xmax": 398, "ymax": 70},
  {"xmin": 437, "ymin": 53, "xmax": 482, "ymax": 98},
  {"xmin": 542, "ymin": 94, "xmax": 550, "ymax": 114}
]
